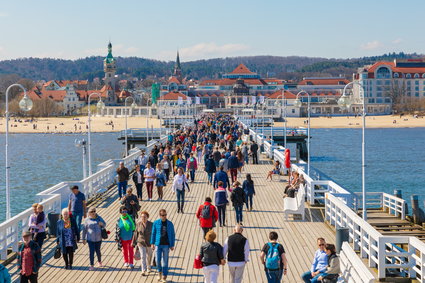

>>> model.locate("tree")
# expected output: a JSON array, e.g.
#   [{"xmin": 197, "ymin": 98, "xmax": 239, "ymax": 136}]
[{"xmin": 384, "ymin": 80, "xmax": 406, "ymax": 111}]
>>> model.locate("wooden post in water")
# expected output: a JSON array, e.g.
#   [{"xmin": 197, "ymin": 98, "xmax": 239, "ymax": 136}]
[
  {"xmin": 394, "ymin": 189, "xmax": 402, "ymax": 217},
  {"xmin": 411, "ymin": 195, "xmax": 421, "ymax": 224}
]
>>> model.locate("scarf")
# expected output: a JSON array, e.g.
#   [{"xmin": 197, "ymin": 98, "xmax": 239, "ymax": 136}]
[{"xmin": 120, "ymin": 214, "xmax": 135, "ymax": 232}]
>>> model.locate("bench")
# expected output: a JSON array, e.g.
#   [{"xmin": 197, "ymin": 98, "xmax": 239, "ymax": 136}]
[
  {"xmin": 339, "ymin": 242, "xmax": 375, "ymax": 283},
  {"xmin": 283, "ymin": 184, "xmax": 305, "ymax": 220}
]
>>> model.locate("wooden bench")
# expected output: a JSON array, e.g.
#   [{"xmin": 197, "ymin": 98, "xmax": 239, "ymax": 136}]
[
  {"xmin": 283, "ymin": 184, "xmax": 305, "ymax": 220},
  {"xmin": 339, "ymin": 242, "xmax": 375, "ymax": 283}
]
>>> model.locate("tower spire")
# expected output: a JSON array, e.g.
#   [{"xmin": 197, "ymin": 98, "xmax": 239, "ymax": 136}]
[
  {"xmin": 173, "ymin": 50, "xmax": 183, "ymax": 83},
  {"xmin": 175, "ymin": 51, "xmax": 181, "ymax": 69}
]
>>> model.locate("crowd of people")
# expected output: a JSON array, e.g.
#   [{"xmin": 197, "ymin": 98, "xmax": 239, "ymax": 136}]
[{"xmin": 9, "ymin": 113, "xmax": 341, "ymax": 283}]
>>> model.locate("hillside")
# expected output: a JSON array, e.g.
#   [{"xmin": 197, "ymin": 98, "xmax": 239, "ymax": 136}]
[{"xmin": 0, "ymin": 52, "xmax": 421, "ymax": 82}]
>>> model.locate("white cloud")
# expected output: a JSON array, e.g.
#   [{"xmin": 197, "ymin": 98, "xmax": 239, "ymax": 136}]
[
  {"xmin": 158, "ymin": 42, "xmax": 250, "ymax": 61},
  {"xmin": 392, "ymin": 38, "xmax": 403, "ymax": 44},
  {"xmin": 360, "ymin": 40, "xmax": 382, "ymax": 50}
]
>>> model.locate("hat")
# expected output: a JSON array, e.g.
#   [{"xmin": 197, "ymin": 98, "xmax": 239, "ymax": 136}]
[{"xmin": 22, "ymin": 231, "xmax": 32, "ymax": 237}]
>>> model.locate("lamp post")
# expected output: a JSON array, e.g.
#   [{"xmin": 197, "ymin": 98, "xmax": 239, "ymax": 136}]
[
  {"xmin": 5, "ymin": 84, "xmax": 33, "ymax": 219},
  {"xmin": 144, "ymin": 96, "xmax": 151, "ymax": 143},
  {"xmin": 293, "ymin": 90, "xmax": 311, "ymax": 176},
  {"xmin": 274, "ymin": 91, "xmax": 287, "ymax": 148},
  {"xmin": 124, "ymin": 96, "xmax": 137, "ymax": 156},
  {"xmin": 87, "ymin": 93, "xmax": 105, "ymax": 176},
  {"xmin": 75, "ymin": 139, "xmax": 87, "ymax": 180},
  {"xmin": 338, "ymin": 81, "xmax": 368, "ymax": 220}
]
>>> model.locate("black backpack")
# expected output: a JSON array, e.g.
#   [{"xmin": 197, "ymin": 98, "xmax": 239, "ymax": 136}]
[{"xmin": 201, "ymin": 204, "xmax": 211, "ymax": 219}]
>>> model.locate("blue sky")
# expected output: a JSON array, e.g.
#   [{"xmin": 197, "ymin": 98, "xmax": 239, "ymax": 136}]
[{"xmin": 0, "ymin": 0, "xmax": 424, "ymax": 62}]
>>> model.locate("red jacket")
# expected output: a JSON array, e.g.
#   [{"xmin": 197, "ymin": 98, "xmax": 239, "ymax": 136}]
[{"xmin": 196, "ymin": 202, "xmax": 218, "ymax": 228}]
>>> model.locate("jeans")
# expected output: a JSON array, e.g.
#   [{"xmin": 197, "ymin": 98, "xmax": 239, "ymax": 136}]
[
  {"xmin": 176, "ymin": 189, "xmax": 185, "ymax": 212},
  {"xmin": 265, "ymin": 269, "xmax": 283, "ymax": 283},
  {"xmin": 217, "ymin": 205, "xmax": 226, "ymax": 226},
  {"xmin": 189, "ymin": 169, "xmax": 195, "ymax": 182},
  {"xmin": 146, "ymin": 181, "xmax": 154, "ymax": 199},
  {"xmin": 72, "ymin": 211, "xmax": 84, "ymax": 239},
  {"xmin": 229, "ymin": 264, "xmax": 245, "ymax": 283},
  {"xmin": 207, "ymin": 172, "xmax": 213, "ymax": 184},
  {"xmin": 118, "ymin": 181, "xmax": 128, "ymax": 198},
  {"xmin": 135, "ymin": 183, "xmax": 143, "ymax": 199},
  {"xmin": 20, "ymin": 273, "xmax": 38, "ymax": 283},
  {"xmin": 88, "ymin": 241, "xmax": 102, "ymax": 265},
  {"xmin": 245, "ymin": 194, "xmax": 253, "ymax": 210},
  {"xmin": 244, "ymin": 155, "xmax": 249, "ymax": 164},
  {"xmin": 301, "ymin": 271, "xmax": 325, "ymax": 283},
  {"xmin": 234, "ymin": 205, "xmax": 243, "ymax": 223},
  {"xmin": 155, "ymin": 245, "xmax": 170, "ymax": 276},
  {"xmin": 34, "ymin": 231, "xmax": 46, "ymax": 249},
  {"xmin": 203, "ymin": 264, "xmax": 219, "ymax": 283},
  {"xmin": 252, "ymin": 153, "xmax": 258, "ymax": 164},
  {"xmin": 121, "ymin": 239, "xmax": 134, "ymax": 264},
  {"xmin": 137, "ymin": 245, "xmax": 152, "ymax": 272},
  {"xmin": 164, "ymin": 168, "xmax": 170, "ymax": 182}
]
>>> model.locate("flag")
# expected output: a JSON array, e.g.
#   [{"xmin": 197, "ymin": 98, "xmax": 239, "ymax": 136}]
[
  {"xmin": 259, "ymin": 95, "xmax": 265, "ymax": 104},
  {"xmin": 187, "ymin": 97, "xmax": 192, "ymax": 105},
  {"xmin": 250, "ymin": 96, "xmax": 256, "ymax": 105},
  {"xmin": 195, "ymin": 97, "xmax": 201, "ymax": 104},
  {"xmin": 178, "ymin": 96, "xmax": 183, "ymax": 105},
  {"xmin": 242, "ymin": 96, "xmax": 247, "ymax": 104}
]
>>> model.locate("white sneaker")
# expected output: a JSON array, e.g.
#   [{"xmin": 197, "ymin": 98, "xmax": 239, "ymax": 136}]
[
  {"xmin": 124, "ymin": 263, "xmax": 129, "ymax": 267},
  {"xmin": 129, "ymin": 264, "xmax": 134, "ymax": 269}
]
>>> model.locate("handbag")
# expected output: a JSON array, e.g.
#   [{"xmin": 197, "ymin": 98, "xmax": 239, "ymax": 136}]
[
  {"xmin": 193, "ymin": 254, "xmax": 203, "ymax": 269},
  {"xmin": 101, "ymin": 227, "xmax": 108, "ymax": 239},
  {"xmin": 54, "ymin": 245, "xmax": 61, "ymax": 259},
  {"xmin": 134, "ymin": 247, "xmax": 141, "ymax": 261}
]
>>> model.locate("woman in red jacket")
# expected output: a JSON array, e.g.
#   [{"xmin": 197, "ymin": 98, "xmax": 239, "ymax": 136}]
[{"xmin": 196, "ymin": 197, "xmax": 219, "ymax": 238}]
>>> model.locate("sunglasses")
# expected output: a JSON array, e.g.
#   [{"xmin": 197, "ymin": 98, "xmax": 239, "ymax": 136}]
[
  {"xmin": 89, "ymin": 211, "xmax": 96, "ymax": 213},
  {"xmin": 160, "ymin": 214, "xmax": 167, "ymax": 217},
  {"xmin": 319, "ymin": 244, "xmax": 325, "ymax": 246},
  {"xmin": 121, "ymin": 211, "xmax": 128, "ymax": 214}
]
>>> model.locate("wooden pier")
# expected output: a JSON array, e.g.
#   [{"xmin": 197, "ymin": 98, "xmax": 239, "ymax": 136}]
[{"xmin": 7, "ymin": 157, "xmax": 335, "ymax": 283}]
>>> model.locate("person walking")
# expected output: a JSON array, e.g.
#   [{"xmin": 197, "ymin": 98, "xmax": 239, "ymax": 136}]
[
  {"xmin": 200, "ymin": 230, "xmax": 225, "ymax": 283},
  {"xmin": 57, "ymin": 208, "xmax": 78, "ymax": 269},
  {"xmin": 160, "ymin": 155, "xmax": 172, "ymax": 182},
  {"xmin": 120, "ymin": 188, "xmax": 140, "ymax": 220},
  {"xmin": 116, "ymin": 162, "xmax": 130, "ymax": 200},
  {"xmin": 230, "ymin": 181, "xmax": 246, "ymax": 225},
  {"xmin": 0, "ymin": 263, "xmax": 11, "ymax": 283},
  {"xmin": 250, "ymin": 141, "xmax": 259, "ymax": 164},
  {"xmin": 18, "ymin": 231, "xmax": 41, "ymax": 283},
  {"xmin": 151, "ymin": 209, "xmax": 176, "ymax": 283},
  {"xmin": 228, "ymin": 152, "xmax": 239, "ymax": 183},
  {"xmin": 132, "ymin": 211, "xmax": 153, "ymax": 276},
  {"xmin": 148, "ymin": 149, "xmax": 158, "ymax": 169},
  {"xmin": 212, "ymin": 147, "xmax": 222, "ymax": 168},
  {"xmin": 172, "ymin": 167, "xmax": 189, "ymax": 213},
  {"xmin": 223, "ymin": 224, "xmax": 250, "ymax": 283},
  {"xmin": 242, "ymin": 143, "xmax": 249, "ymax": 165},
  {"xmin": 205, "ymin": 155, "xmax": 217, "ymax": 185},
  {"xmin": 186, "ymin": 153, "xmax": 198, "ymax": 182},
  {"xmin": 144, "ymin": 162, "xmax": 156, "ymax": 201},
  {"xmin": 155, "ymin": 164, "xmax": 166, "ymax": 200},
  {"xmin": 132, "ymin": 165, "xmax": 144, "ymax": 201},
  {"xmin": 68, "ymin": 185, "xmax": 86, "ymax": 240},
  {"xmin": 260, "ymin": 231, "xmax": 288, "ymax": 283},
  {"xmin": 82, "ymin": 207, "xmax": 106, "ymax": 271},
  {"xmin": 28, "ymin": 203, "xmax": 47, "ymax": 249},
  {"xmin": 115, "ymin": 206, "xmax": 136, "ymax": 268},
  {"xmin": 243, "ymin": 174, "xmax": 256, "ymax": 211},
  {"xmin": 301, "ymin": 238, "xmax": 328, "ymax": 283},
  {"xmin": 196, "ymin": 197, "xmax": 219, "ymax": 238},
  {"xmin": 137, "ymin": 151, "xmax": 148, "ymax": 171},
  {"xmin": 213, "ymin": 166, "xmax": 230, "ymax": 190},
  {"xmin": 214, "ymin": 181, "xmax": 228, "ymax": 227}
]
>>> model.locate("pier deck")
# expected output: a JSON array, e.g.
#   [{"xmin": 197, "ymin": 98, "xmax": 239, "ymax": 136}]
[{"xmin": 9, "ymin": 157, "xmax": 335, "ymax": 283}]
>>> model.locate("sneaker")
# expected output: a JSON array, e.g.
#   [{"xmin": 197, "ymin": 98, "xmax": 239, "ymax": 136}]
[
  {"xmin": 147, "ymin": 268, "xmax": 152, "ymax": 273},
  {"xmin": 98, "ymin": 262, "xmax": 103, "ymax": 267},
  {"xmin": 130, "ymin": 264, "xmax": 134, "ymax": 269},
  {"xmin": 158, "ymin": 272, "xmax": 163, "ymax": 281},
  {"xmin": 142, "ymin": 271, "xmax": 147, "ymax": 276},
  {"xmin": 124, "ymin": 263, "xmax": 129, "ymax": 267},
  {"xmin": 89, "ymin": 266, "xmax": 94, "ymax": 271}
]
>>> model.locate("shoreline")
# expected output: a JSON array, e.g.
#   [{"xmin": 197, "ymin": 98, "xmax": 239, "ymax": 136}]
[{"xmin": 0, "ymin": 115, "xmax": 424, "ymax": 134}]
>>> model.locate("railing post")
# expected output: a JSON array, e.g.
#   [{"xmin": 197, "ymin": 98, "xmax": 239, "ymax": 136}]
[
  {"xmin": 377, "ymin": 237, "xmax": 386, "ymax": 278},
  {"xmin": 411, "ymin": 195, "xmax": 421, "ymax": 224}
]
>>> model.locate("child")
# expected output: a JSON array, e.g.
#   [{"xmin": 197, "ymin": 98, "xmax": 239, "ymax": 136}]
[{"xmin": 33, "ymin": 204, "xmax": 45, "ymax": 238}]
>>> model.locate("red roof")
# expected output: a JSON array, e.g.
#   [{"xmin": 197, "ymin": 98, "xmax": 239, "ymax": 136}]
[
  {"xmin": 366, "ymin": 61, "xmax": 425, "ymax": 75},
  {"xmin": 168, "ymin": 76, "xmax": 182, "ymax": 84},
  {"xmin": 118, "ymin": 90, "xmax": 132, "ymax": 99},
  {"xmin": 229, "ymin": 64, "xmax": 255, "ymax": 74},
  {"xmin": 199, "ymin": 78, "xmax": 266, "ymax": 86},
  {"xmin": 266, "ymin": 90, "xmax": 297, "ymax": 99},
  {"xmin": 160, "ymin": 91, "xmax": 187, "ymax": 100},
  {"xmin": 298, "ymin": 78, "xmax": 350, "ymax": 86}
]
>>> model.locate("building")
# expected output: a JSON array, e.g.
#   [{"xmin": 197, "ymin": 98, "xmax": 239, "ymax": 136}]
[
  {"xmin": 159, "ymin": 52, "xmax": 189, "ymax": 96},
  {"xmin": 351, "ymin": 59, "xmax": 425, "ymax": 114}
]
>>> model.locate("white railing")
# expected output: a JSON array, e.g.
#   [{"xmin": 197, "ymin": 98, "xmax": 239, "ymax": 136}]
[{"xmin": 340, "ymin": 242, "xmax": 375, "ymax": 283}]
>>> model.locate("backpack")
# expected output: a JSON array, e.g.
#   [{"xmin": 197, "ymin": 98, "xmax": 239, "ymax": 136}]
[
  {"xmin": 201, "ymin": 204, "xmax": 211, "ymax": 219},
  {"xmin": 265, "ymin": 243, "xmax": 281, "ymax": 270}
]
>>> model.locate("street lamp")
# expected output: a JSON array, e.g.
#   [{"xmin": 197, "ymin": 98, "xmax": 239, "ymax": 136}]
[
  {"xmin": 5, "ymin": 84, "xmax": 33, "ymax": 219},
  {"xmin": 124, "ymin": 96, "xmax": 137, "ymax": 156},
  {"xmin": 75, "ymin": 139, "xmax": 87, "ymax": 180},
  {"xmin": 294, "ymin": 90, "xmax": 311, "ymax": 176},
  {"xmin": 274, "ymin": 91, "xmax": 287, "ymax": 148},
  {"xmin": 87, "ymin": 93, "xmax": 105, "ymax": 176},
  {"xmin": 338, "ymin": 81, "xmax": 367, "ymax": 220}
]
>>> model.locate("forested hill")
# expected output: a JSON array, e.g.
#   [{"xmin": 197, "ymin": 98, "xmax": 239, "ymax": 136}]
[{"xmin": 0, "ymin": 52, "xmax": 420, "ymax": 81}]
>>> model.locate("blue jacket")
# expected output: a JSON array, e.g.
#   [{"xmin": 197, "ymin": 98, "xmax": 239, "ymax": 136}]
[
  {"xmin": 156, "ymin": 171, "xmax": 166, "ymax": 187},
  {"xmin": 214, "ymin": 187, "xmax": 228, "ymax": 206},
  {"xmin": 0, "ymin": 264, "xmax": 10, "ymax": 283},
  {"xmin": 213, "ymin": 170, "xmax": 230, "ymax": 189},
  {"xmin": 57, "ymin": 218, "xmax": 79, "ymax": 252},
  {"xmin": 242, "ymin": 180, "xmax": 255, "ymax": 196},
  {"xmin": 205, "ymin": 158, "xmax": 217, "ymax": 173},
  {"xmin": 151, "ymin": 219, "xmax": 175, "ymax": 248},
  {"xmin": 228, "ymin": 156, "xmax": 239, "ymax": 169}
]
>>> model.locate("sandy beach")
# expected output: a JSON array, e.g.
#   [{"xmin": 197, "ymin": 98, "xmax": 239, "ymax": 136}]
[{"xmin": 0, "ymin": 115, "xmax": 424, "ymax": 133}]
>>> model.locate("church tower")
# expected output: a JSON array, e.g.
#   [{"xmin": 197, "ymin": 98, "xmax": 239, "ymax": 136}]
[
  {"xmin": 104, "ymin": 41, "xmax": 117, "ymax": 89},
  {"xmin": 173, "ymin": 51, "xmax": 183, "ymax": 83}
]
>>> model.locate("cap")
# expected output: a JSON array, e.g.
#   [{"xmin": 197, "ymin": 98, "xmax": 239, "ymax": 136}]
[{"xmin": 22, "ymin": 231, "xmax": 32, "ymax": 237}]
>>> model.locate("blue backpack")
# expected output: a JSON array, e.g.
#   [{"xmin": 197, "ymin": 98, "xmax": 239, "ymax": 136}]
[{"xmin": 265, "ymin": 243, "xmax": 281, "ymax": 270}]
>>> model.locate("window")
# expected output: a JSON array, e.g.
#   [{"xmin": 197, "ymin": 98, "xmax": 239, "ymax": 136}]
[
  {"xmin": 291, "ymin": 109, "xmax": 295, "ymax": 113},
  {"xmin": 376, "ymin": 80, "xmax": 382, "ymax": 85},
  {"xmin": 414, "ymin": 73, "xmax": 420, "ymax": 78},
  {"xmin": 416, "ymin": 80, "xmax": 420, "ymax": 85},
  {"xmin": 416, "ymin": 92, "xmax": 419, "ymax": 97},
  {"xmin": 384, "ymin": 80, "xmax": 391, "ymax": 86},
  {"xmin": 405, "ymin": 74, "xmax": 412, "ymax": 79},
  {"xmin": 422, "ymin": 73, "xmax": 425, "ymax": 78},
  {"xmin": 416, "ymin": 86, "xmax": 419, "ymax": 91},
  {"xmin": 393, "ymin": 73, "xmax": 399, "ymax": 78},
  {"xmin": 376, "ymin": 67, "xmax": 391, "ymax": 79}
]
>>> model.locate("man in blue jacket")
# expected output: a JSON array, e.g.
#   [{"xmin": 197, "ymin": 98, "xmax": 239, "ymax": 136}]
[
  {"xmin": 227, "ymin": 151, "xmax": 240, "ymax": 183},
  {"xmin": 151, "ymin": 209, "xmax": 175, "ymax": 283},
  {"xmin": 213, "ymin": 166, "xmax": 230, "ymax": 190}
]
